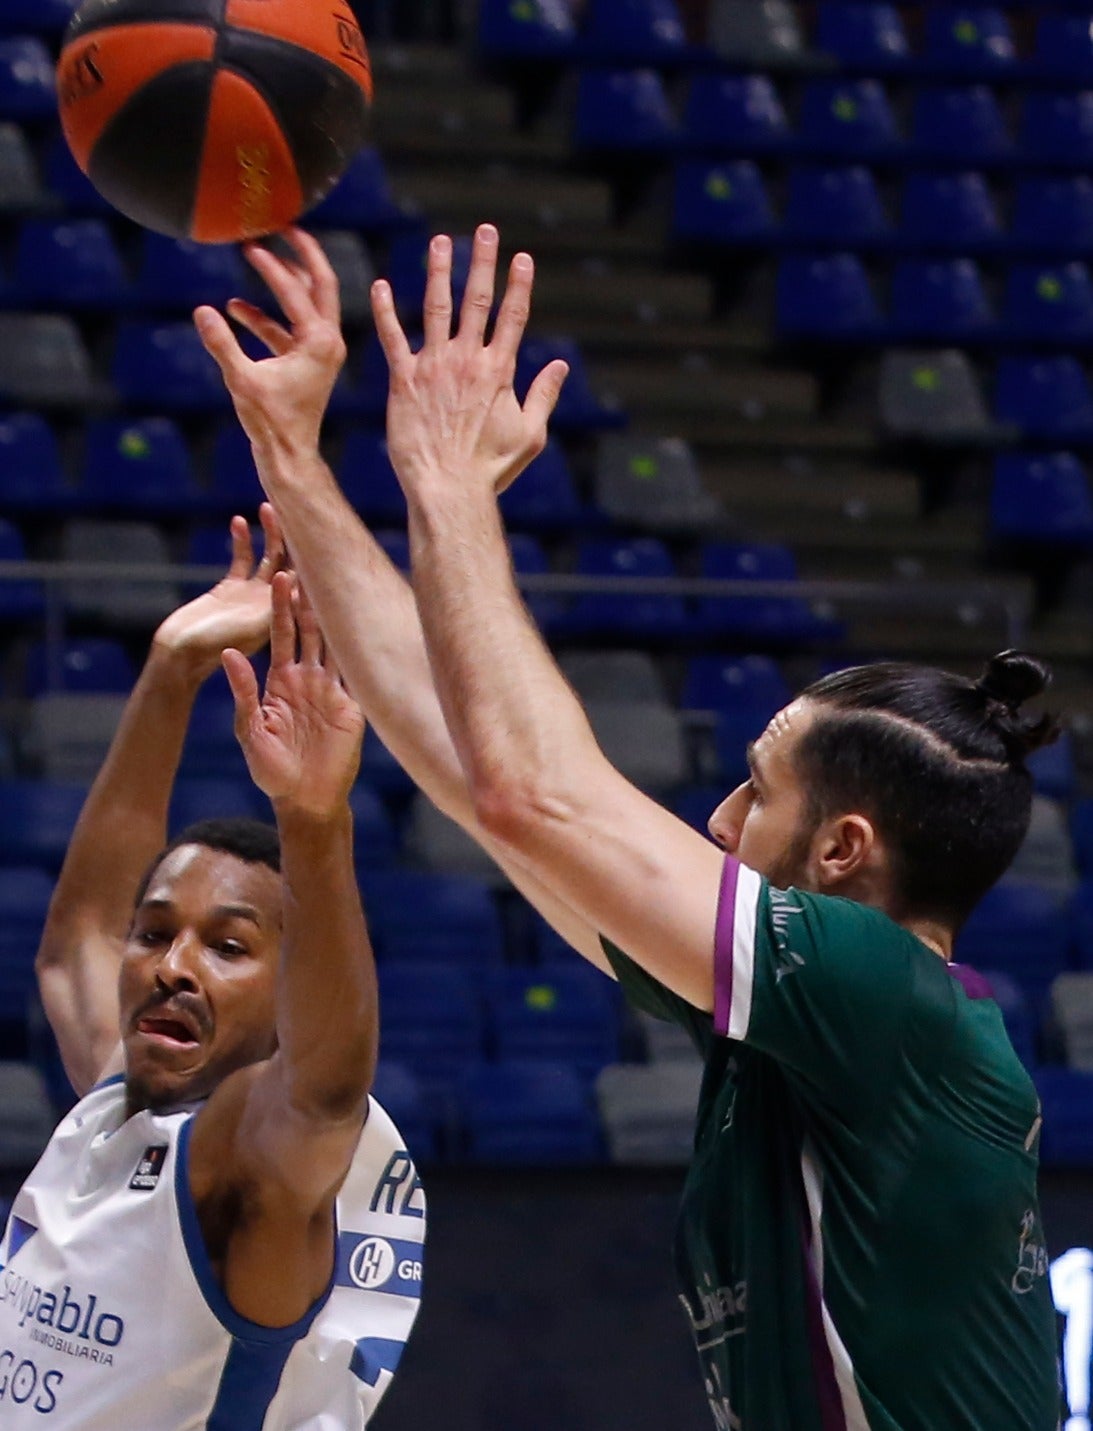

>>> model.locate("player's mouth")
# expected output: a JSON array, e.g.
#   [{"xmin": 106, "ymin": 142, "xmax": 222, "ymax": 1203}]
[{"xmin": 135, "ymin": 1014, "xmax": 202, "ymax": 1049}]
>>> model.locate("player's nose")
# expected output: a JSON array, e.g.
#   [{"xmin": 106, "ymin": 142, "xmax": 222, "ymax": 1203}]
[
  {"xmin": 156, "ymin": 931, "xmax": 202, "ymax": 991},
  {"xmin": 708, "ymin": 786, "xmax": 746, "ymax": 852}
]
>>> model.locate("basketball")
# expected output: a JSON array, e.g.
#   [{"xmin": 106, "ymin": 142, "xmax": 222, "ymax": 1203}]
[{"xmin": 56, "ymin": 0, "xmax": 372, "ymax": 244}]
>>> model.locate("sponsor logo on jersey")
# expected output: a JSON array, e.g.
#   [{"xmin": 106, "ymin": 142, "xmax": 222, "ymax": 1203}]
[
  {"xmin": 1012, "ymin": 1208, "xmax": 1049, "ymax": 1295},
  {"xmin": 768, "ymin": 888, "xmax": 807, "ymax": 982},
  {"xmin": 0, "ymin": 1269, "xmax": 126, "ymax": 1349},
  {"xmin": 129, "ymin": 1145, "xmax": 168, "ymax": 1192},
  {"xmin": 335, "ymin": 1233, "xmax": 423, "ymax": 1298}
]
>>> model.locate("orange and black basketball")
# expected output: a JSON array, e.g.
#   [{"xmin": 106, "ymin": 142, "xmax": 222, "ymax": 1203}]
[{"xmin": 57, "ymin": 0, "xmax": 372, "ymax": 243}]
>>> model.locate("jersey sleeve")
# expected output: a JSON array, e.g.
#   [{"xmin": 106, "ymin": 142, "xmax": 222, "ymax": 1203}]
[
  {"xmin": 713, "ymin": 857, "xmax": 926, "ymax": 1112},
  {"xmin": 601, "ymin": 937, "xmax": 713, "ymax": 1057}
]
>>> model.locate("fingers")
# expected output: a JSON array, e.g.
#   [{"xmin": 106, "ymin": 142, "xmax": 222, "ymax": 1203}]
[
  {"xmin": 222, "ymin": 648, "xmax": 261, "ymax": 729},
  {"xmin": 226, "ymin": 298, "xmax": 292, "ymax": 357},
  {"xmin": 371, "ymin": 277, "xmax": 414, "ymax": 374},
  {"xmin": 257, "ymin": 502, "xmax": 287, "ymax": 580},
  {"xmin": 227, "ymin": 514, "xmax": 254, "ymax": 580},
  {"xmin": 458, "ymin": 224, "xmax": 498, "ymax": 347},
  {"xmin": 281, "ymin": 228, "xmax": 342, "ymax": 327},
  {"xmin": 242, "ymin": 242, "xmax": 318, "ymax": 330},
  {"xmin": 523, "ymin": 358, "xmax": 570, "ymax": 431},
  {"xmin": 489, "ymin": 251, "xmax": 535, "ymax": 373},
  {"xmin": 295, "ymin": 579, "xmax": 323, "ymax": 667},
  {"xmin": 422, "ymin": 233, "xmax": 453, "ymax": 349},
  {"xmin": 194, "ymin": 305, "xmax": 249, "ymax": 381},
  {"xmin": 268, "ymin": 570, "xmax": 296, "ymax": 670}
]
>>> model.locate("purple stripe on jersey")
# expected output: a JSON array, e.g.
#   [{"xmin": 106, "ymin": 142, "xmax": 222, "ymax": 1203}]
[
  {"xmin": 947, "ymin": 963, "xmax": 995, "ymax": 1001},
  {"xmin": 800, "ymin": 1228, "xmax": 849, "ymax": 1431},
  {"xmin": 713, "ymin": 856, "xmax": 740, "ymax": 1037}
]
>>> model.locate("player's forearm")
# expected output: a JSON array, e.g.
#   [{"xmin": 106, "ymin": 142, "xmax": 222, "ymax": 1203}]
[{"xmin": 272, "ymin": 803, "xmax": 377, "ymax": 1118}]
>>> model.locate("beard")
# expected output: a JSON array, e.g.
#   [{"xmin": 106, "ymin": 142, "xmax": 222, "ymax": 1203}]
[{"xmin": 762, "ymin": 819, "xmax": 818, "ymax": 893}]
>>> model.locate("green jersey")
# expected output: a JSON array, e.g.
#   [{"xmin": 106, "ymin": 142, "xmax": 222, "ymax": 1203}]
[{"xmin": 605, "ymin": 857, "xmax": 1060, "ymax": 1431}]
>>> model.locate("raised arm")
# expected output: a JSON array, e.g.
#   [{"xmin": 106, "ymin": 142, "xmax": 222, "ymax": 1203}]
[
  {"xmin": 36, "ymin": 515, "xmax": 284, "ymax": 1096},
  {"xmin": 193, "ymin": 232, "xmax": 611, "ymax": 974}
]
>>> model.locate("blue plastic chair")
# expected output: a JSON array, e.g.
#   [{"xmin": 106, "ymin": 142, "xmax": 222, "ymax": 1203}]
[
  {"xmin": 0, "ymin": 780, "xmax": 86, "ymax": 868},
  {"xmin": 112, "ymin": 321, "xmax": 229, "ymax": 412},
  {"xmin": 179, "ymin": 687, "xmax": 249, "ymax": 782},
  {"xmin": 783, "ymin": 166, "xmax": 888, "ymax": 246},
  {"xmin": 561, "ymin": 537, "xmax": 687, "ymax": 640},
  {"xmin": 695, "ymin": 541, "xmax": 830, "ymax": 642},
  {"xmin": 23, "ymin": 637, "xmax": 135, "ymax": 697},
  {"xmin": 1021, "ymin": 92, "xmax": 1093, "ymax": 170},
  {"xmin": 797, "ymin": 78, "xmax": 900, "ymax": 159},
  {"xmin": 1001, "ymin": 263, "xmax": 1093, "ymax": 345},
  {"xmin": 458, "ymin": 1059, "xmax": 601, "ymax": 1163},
  {"xmin": 338, "ymin": 428, "xmax": 405, "ymax": 524},
  {"xmin": 1035, "ymin": 1067, "xmax": 1093, "ymax": 1165},
  {"xmin": 714, "ymin": 704, "xmax": 784, "ymax": 787},
  {"xmin": 358, "ymin": 725, "xmax": 415, "ymax": 800},
  {"xmin": 682, "ymin": 73, "xmax": 792, "ymax": 156},
  {"xmin": 911, "ymin": 86, "xmax": 1012, "ymax": 165},
  {"xmin": 580, "ymin": 0, "xmax": 688, "ymax": 66},
  {"xmin": 168, "ymin": 775, "xmax": 268, "ymax": 835},
  {"xmin": 498, "ymin": 438, "xmax": 583, "ymax": 531},
  {"xmin": 378, "ymin": 963, "xmax": 485, "ymax": 1084},
  {"xmin": 1034, "ymin": 15, "xmax": 1093, "ymax": 83},
  {"xmin": 776, "ymin": 253, "xmax": 881, "ymax": 339},
  {"xmin": 15, "ymin": 219, "xmax": 129, "ymax": 311},
  {"xmin": 990, "ymin": 453, "xmax": 1093, "ymax": 547},
  {"xmin": 681, "ymin": 653, "xmax": 791, "ymax": 714},
  {"xmin": 507, "ymin": 532, "xmax": 566, "ymax": 634},
  {"xmin": 994, "ymin": 357, "xmax": 1093, "ymax": 442},
  {"xmin": 43, "ymin": 132, "xmax": 112, "ymax": 214},
  {"xmin": 135, "ymin": 234, "xmax": 248, "ymax": 312},
  {"xmin": 889, "ymin": 258, "xmax": 994, "ymax": 341},
  {"xmin": 1027, "ymin": 733, "xmax": 1077, "ymax": 804},
  {"xmin": 922, "ymin": 7, "xmax": 1016, "ymax": 77},
  {"xmin": 670, "ymin": 783, "xmax": 730, "ymax": 838},
  {"xmin": 899, "ymin": 171, "xmax": 1001, "ymax": 253},
  {"xmin": 82, "ymin": 417, "xmax": 201, "ymax": 516},
  {"xmin": 0, "ymin": 38, "xmax": 54, "ymax": 119},
  {"xmin": 671, "ymin": 159, "xmax": 776, "ymax": 244},
  {"xmin": 209, "ymin": 421, "xmax": 265, "ymax": 514},
  {"xmin": 573, "ymin": 69, "xmax": 679, "ymax": 152},
  {"xmin": 485, "ymin": 966, "xmax": 621, "ymax": 1075},
  {"xmin": 815, "ymin": 3, "xmax": 909, "ymax": 70},
  {"xmin": 361, "ymin": 870, "xmax": 505, "ymax": 966},
  {"xmin": 477, "ymin": 0, "xmax": 577, "ymax": 60},
  {"xmin": 308, "ymin": 147, "xmax": 406, "ymax": 232},
  {"xmin": 516, "ymin": 336, "xmax": 624, "ymax": 432},
  {"xmin": 956, "ymin": 881, "xmax": 1070, "ymax": 999},
  {"xmin": 1009, "ymin": 177, "xmax": 1093, "ymax": 259},
  {"xmin": 0, "ymin": 0, "xmax": 77, "ymax": 33},
  {"xmin": 348, "ymin": 783, "xmax": 397, "ymax": 869},
  {"xmin": 0, "ymin": 519, "xmax": 43, "ymax": 619},
  {"xmin": 370, "ymin": 1060, "xmax": 437, "ymax": 1163},
  {"xmin": 0, "ymin": 413, "xmax": 77, "ymax": 514},
  {"xmin": 0, "ymin": 866, "xmax": 53, "ymax": 1022}
]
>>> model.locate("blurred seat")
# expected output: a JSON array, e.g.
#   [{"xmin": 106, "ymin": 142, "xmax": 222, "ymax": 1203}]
[
  {"xmin": 1071, "ymin": 801, "xmax": 1093, "ymax": 877},
  {"xmin": 1035, "ymin": 1066, "xmax": 1093, "ymax": 1164},
  {"xmin": 348, "ymin": 782, "xmax": 397, "ymax": 869},
  {"xmin": 1071, "ymin": 878, "xmax": 1093, "ymax": 969},
  {"xmin": 1009, "ymin": 177, "xmax": 1093, "ymax": 259},
  {"xmin": 1020, "ymin": 91, "xmax": 1093, "ymax": 170},
  {"xmin": 0, "ymin": 518, "xmax": 43, "ymax": 619},
  {"xmin": 797, "ymin": 78, "xmax": 900, "ymax": 159},
  {"xmin": 0, "ymin": 37, "xmax": 55, "ymax": 120},
  {"xmin": 370, "ymin": 1060, "xmax": 437, "ymax": 1164},
  {"xmin": 0, "ymin": 0, "xmax": 77, "ymax": 32},
  {"xmin": 23, "ymin": 637, "xmax": 135, "ymax": 697},
  {"xmin": 179, "ymin": 687, "xmax": 248, "ymax": 781},
  {"xmin": 636, "ymin": 1003, "xmax": 702, "ymax": 1061},
  {"xmin": 911, "ymin": 85, "xmax": 1012, "ymax": 166},
  {"xmin": 593, "ymin": 433, "xmax": 721, "ymax": 534},
  {"xmin": 1034, "ymin": 14, "xmax": 1093, "ymax": 84},
  {"xmin": 0, "ymin": 122, "xmax": 43, "ymax": 212},
  {"xmin": 994, "ymin": 356, "xmax": 1093, "ymax": 443},
  {"xmin": 976, "ymin": 970, "xmax": 1036, "ymax": 1070},
  {"xmin": 585, "ymin": 699, "xmax": 689, "ymax": 791},
  {"xmin": 361, "ymin": 870, "xmax": 505, "ymax": 966},
  {"xmin": 516, "ymin": 335, "xmax": 624, "ymax": 432},
  {"xmin": 1008, "ymin": 795, "xmax": 1077, "ymax": 894},
  {"xmin": 580, "ymin": 0, "xmax": 689, "ymax": 66},
  {"xmin": 377, "ymin": 963, "xmax": 484, "ymax": 1085},
  {"xmin": 695, "ymin": 540, "xmax": 831, "ymax": 642},
  {"xmin": 208, "ymin": 421, "xmax": 264, "ymax": 513},
  {"xmin": 0, "ymin": 315, "xmax": 93, "ymax": 406},
  {"xmin": 477, "ymin": 0, "xmax": 577, "ymax": 60},
  {"xmin": 682, "ymin": 653, "xmax": 790, "ymax": 715},
  {"xmin": 337, "ymin": 428, "xmax": 405, "ymax": 525},
  {"xmin": 815, "ymin": 3, "xmax": 909, "ymax": 72},
  {"xmin": 990, "ymin": 452, "xmax": 1093, "ymax": 547},
  {"xmin": 82, "ymin": 417, "xmax": 201, "ymax": 516},
  {"xmin": 1001, "ymin": 262, "xmax": 1093, "ymax": 345},
  {"xmin": 498, "ymin": 439, "xmax": 583, "ymax": 532},
  {"xmin": 561, "ymin": 536, "xmax": 687, "ymax": 640},
  {"xmin": 486, "ymin": 965, "xmax": 621, "ymax": 1075},
  {"xmin": 0, "ymin": 1062, "xmax": 54, "ymax": 1170},
  {"xmin": 168, "ymin": 775, "xmax": 267, "ymax": 835},
  {"xmin": 715, "ymin": 701, "xmax": 785, "ymax": 786},
  {"xmin": 458, "ymin": 1059, "xmax": 601, "ymax": 1163},
  {"xmin": 596, "ymin": 1061, "xmax": 703, "ymax": 1163},
  {"xmin": 956, "ymin": 879, "xmax": 1071, "ymax": 998},
  {"xmin": 1026, "ymin": 732, "xmax": 1076, "ymax": 802},
  {"xmin": 921, "ymin": 6, "xmax": 1016, "ymax": 78},
  {"xmin": 404, "ymin": 796, "xmax": 507, "ymax": 888},
  {"xmin": 707, "ymin": 0, "xmax": 808, "ymax": 70},
  {"xmin": 112, "ymin": 321, "xmax": 229, "ymax": 411},
  {"xmin": 890, "ymin": 258, "xmax": 994, "ymax": 342},
  {"xmin": 308, "ymin": 147, "xmax": 406, "ymax": 232},
  {"xmin": 682, "ymin": 73, "xmax": 792, "ymax": 156},
  {"xmin": 60, "ymin": 519, "xmax": 180, "ymax": 627},
  {"xmin": 509, "ymin": 532, "xmax": 566, "ymax": 635},
  {"xmin": 0, "ymin": 779, "xmax": 85, "ymax": 868},
  {"xmin": 134, "ymin": 234, "xmax": 247, "ymax": 312},
  {"xmin": 0, "ymin": 412, "xmax": 78, "ymax": 513},
  {"xmin": 898, "ymin": 171, "xmax": 1001, "ymax": 253},
  {"xmin": 359, "ymin": 725, "xmax": 416, "ymax": 800},
  {"xmin": 316, "ymin": 231, "xmax": 376, "ymax": 325},
  {"xmin": 783, "ymin": 165, "xmax": 889, "ymax": 247},
  {"xmin": 0, "ymin": 867, "xmax": 53, "ymax": 1024},
  {"xmin": 776, "ymin": 253, "xmax": 880, "ymax": 339},
  {"xmin": 671, "ymin": 160, "xmax": 777, "ymax": 246},
  {"xmin": 43, "ymin": 130, "xmax": 112, "ymax": 215},
  {"xmin": 559, "ymin": 649, "xmax": 666, "ymax": 706},
  {"xmin": 878, "ymin": 348, "xmax": 993, "ymax": 442},
  {"xmin": 573, "ymin": 68, "xmax": 680, "ymax": 153},
  {"xmin": 373, "ymin": 528, "xmax": 409, "ymax": 574},
  {"xmin": 15, "ymin": 219, "xmax": 129, "ymax": 311},
  {"xmin": 23, "ymin": 692, "xmax": 128, "ymax": 781}
]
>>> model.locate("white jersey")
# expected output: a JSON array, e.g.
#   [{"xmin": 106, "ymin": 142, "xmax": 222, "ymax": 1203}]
[{"xmin": 0, "ymin": 1075, "xmax": 425, "ymax": 1429}]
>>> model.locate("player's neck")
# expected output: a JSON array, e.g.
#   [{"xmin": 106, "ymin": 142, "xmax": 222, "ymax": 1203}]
[{"xmin": 902, "ymin": 918, "xmax": 952, "ymax": 961}]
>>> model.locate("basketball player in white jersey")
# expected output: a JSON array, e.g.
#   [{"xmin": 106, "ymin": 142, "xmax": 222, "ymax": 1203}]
[{"xmin": 0, "ymin": 519, "xmax": 424, "ymax": 1428}]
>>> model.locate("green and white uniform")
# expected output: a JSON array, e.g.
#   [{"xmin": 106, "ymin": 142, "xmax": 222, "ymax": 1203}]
[{"xmin": 605, "ymin": 857, "xmax": 1060, "ymax": 1431}]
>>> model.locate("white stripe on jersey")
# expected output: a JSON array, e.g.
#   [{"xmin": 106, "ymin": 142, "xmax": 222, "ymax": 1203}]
[{"xmin": 726, "ymin": 864, "xmax": 761, "ymax": 1041}]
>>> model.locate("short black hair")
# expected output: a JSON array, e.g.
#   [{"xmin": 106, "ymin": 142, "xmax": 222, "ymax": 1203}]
[
  {"xmin": 133, "ymin": 817, "xmax": 281, "ymax": 910},
  {"xmin": 795, "ymin": 651, "xmax": 1058, "ymax": 929}
]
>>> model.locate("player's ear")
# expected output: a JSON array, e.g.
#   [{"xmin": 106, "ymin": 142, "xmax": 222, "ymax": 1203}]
[{"xmin": 813, "ymin": 813, "xmax": 875, "ymax": 891}]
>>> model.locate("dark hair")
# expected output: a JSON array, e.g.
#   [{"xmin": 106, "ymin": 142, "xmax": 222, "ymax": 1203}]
[
  {"xmin": 795, "ymin": 650, "xmax": 1059, "ymax": 928},
  {"xmin": 133, "ymin": 817, "xmax": 281, "ymax": 909}
]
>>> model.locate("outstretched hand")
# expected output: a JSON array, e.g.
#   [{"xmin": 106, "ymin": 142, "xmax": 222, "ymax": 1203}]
[
  {"xmin": 153, "ymin": 504, "xmax": 286, "ymax": 683},
  {"xmin": 372, "ymin": 223, "xmax": 569, "ymax": 500},
  {"xmin": 222, "ymin": 573, "xmax": 364, "ymax": 817}
]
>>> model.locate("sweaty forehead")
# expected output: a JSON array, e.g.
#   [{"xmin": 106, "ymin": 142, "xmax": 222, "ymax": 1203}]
[
  {"xmin": 143, "ymin": 844, "xmax": 282, "ymax": 924},
  {"xmin": 753, "ymin": 698, "xmax": 815, "ymax": 770}
]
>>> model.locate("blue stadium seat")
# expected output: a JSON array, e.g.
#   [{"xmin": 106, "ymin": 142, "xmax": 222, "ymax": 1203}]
[
  {"xmin": 135, "ymin": 235, "xmax": 247, "ymax": 312},
  {"xmin": 783, "ymin": 165, "xmax": 888, "ymax": 246},
  {"xmin": 776, "ymin": 253, "xmax": 880, "ymax": 338},
  {"xmin": 977, "ymin": 969, "xmax": 1036, "ymax": 1071},
  {"xmin": 498, "ymin": 439, "xmax": 583, "ymax": 531},
  {"xmin": 561, "ymin": 537, "xmax": 688, "ymax": 640},
  {"xmin": 889, "ymin": 258, "xmax": 995, "ymax": 341},
  {"xmin": 359, "ymin": 725, "xmax": 416, "ymax": 799},
  {"xmin": 458, "ymin": 1059, "xmax": 601, "ymax": 1163},
  {"xmin": 922, "ymin": 7, "xmax": 1016, "ymax": 78},
  {"xmin": 0, "ymin": 0, "xmax": 77, "ymax": 32},
  {"xmin": 990, "ymin": 452, "xmax": 1093, "ymax": 546},
  {"xmin": 0, "ymin": 866, "xmax": 53, "ymax": 1024},
  {"xmin": 797, "ymin": 78, "xmax": 900, "ymax": 159},
  {"xmin": 82, "ymin": 417, "xmax": 201, "ymax": 516},
  {"xmin": 508, "ymin": 532, "xmax": 566, "ymax": 634},
  {"xmin": 1071, "ymin": 879, "xmax": 1093, "ymax": 968},
  {"xmin": 1027, "ymin": 732, "xmax": 1077, "ymax": 804},
  {"xmin": 1034, "ymin": 14, "xmax": 1093, "ymax": 84},
  {"xmin": 573, "ymin": 69, "xmax": 680, "ymax": 152},
  {"xmin": 1034, "ymin": 1068, "xmax": 1093, "ymax": 1165},
  {"xmin": 1020, "ymin": 91, "xmax": 1093, "ymax": 170},
  {"xmin": 485, "ymin": 966, "xmax": 621, "ymax": 1074},
  {"xmin": 15, "ymin": 220, "xmax": 129, "ymax": 311},
  {"xmin": 681, "ymin": 652, "xmax": 791, "ymax": 714},
  {"xmin": 671, "ymin": 159, "xmax": 776, "ymax": 244},
  {"xmin": 516, "ymin": 336, "xmax": 624, "ymax": 432},
  {"xmin": 0, "ymin": 780, "xmax": 86, "ymax": 868},
  {"xmin": 43, "ymin": 132, "xmax": 112, "ymax": 215},
  {"xmin": 180, "ymin": 687, "xmax": 248, "ymax": 781},
  {"xmin": 308, "ymin": 147, "xmax": 406, "ymax": 232},
  {"xmin": 580, "ymin": 0, "xmax": 689, "ymax": 66},
  {"xmin": 370, "ymin": 1060, "xmax": 437, "ymax": 1164},
  {"xmin": 814, "ymin": 3, "xmax": 909, "ymax": 71},
  {"xmin": 348, "ymin": 783, "xmax": 397, "ymax": 869},
  {"xmin": 1009, "ymin": 177, "xmax": 1093, "ymax": 260},
  {"xmin": 209, "ymin": 421, "xmax": 264, "ymax": 513},
  {"xmin": 0, "ymin": 519, "xmax": 43, "ymax": 619},
  {"xmin": 357, "ymin": 328, "xmax": 405, "ymax": 423},
  {"xmin": 682, "ymin": 74, "xmax": 792, "ymax": 156},
  {"xmin": 956, "ymin": 881, "xmax": 1070, "ymax": 998},
  {"xmin": 694, "ymin": 541, "xmax": 831, "ymax": 641},
  {"xmin": 911, "ymin": 86, "xmax": 1012, "ymax": 166},
  {"xmin": 168, "ymin": 775, "xmax": 267, "ymax": 835},
  {"xmin": 112, "ymin": 322, "xmax": 230, "ymax": 412},
  {"xmin": 1073, "ymin": 807, "xmax": 1093, "ymax": 880},
  {"xmin": 898, "ymin": 171, "xmax": 1001, "ymax": 253},
  {"xmin": 670, "ymin": 782, "xmax": 729, "ymax": 837},
  {"xmin": 994, "ymin": 357, "xmax": 1093, "ymax": 443},
  {"xmin": 23, "ymin": 638, "xmax": 134, "ymax": 697},
  {"xmin": 477, "ymin": 0, "xmax": 577, "ymax": 61},
  {"xmin": 1001, "ymin": 263, "xmax": 1093, "ymax": 345},
  {"xmin": 0, "ymin": 412, "xmax": 77, "ymax": 514},
  {"xmin": 0, "ymin": 38, "xmax": 54, "ymax": 119},
  {"xmin": 374, "ymin": 529, "xmax": 409, "ymax": 573},
  {"xmin": 361, "ymin": 870, "xmax": 505, "ymax": 966},
  {"xmin": 338, "ymin": 428, "xmax": 405, "ymax": 524},
  {"xmin": 378, "ymin": 963, "xmax": 485, "ymax": 1084},
  {"xmin": 715, "ymin": 703, "xmax": 782, "ymax": 788}
]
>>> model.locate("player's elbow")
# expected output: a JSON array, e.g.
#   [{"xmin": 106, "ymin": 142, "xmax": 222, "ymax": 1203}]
[{"xmin": 471, "ymin": 772, "xmax": 571, "ymax": 853}]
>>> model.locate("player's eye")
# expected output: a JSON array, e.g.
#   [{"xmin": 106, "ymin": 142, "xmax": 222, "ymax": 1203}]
[
  {"xmin": 215, "ymin": 940, "xmax": 248, "ymax": 959},
  {"xmin": 136, "ymin": 928, "xmax": 169, "ymax": 946}
]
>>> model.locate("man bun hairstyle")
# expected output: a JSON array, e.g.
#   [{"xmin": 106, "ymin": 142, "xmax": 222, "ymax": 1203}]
[
  {"xmin": 796, "ymin": 652, "xmax": 1059, "ymax": 929},
  {"xmin": 133, "ymin": 817, "xmax": 281, "ymax": 909}
]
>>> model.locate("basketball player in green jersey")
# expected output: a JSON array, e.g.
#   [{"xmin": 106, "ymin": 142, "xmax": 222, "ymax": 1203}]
[{"xmin": 196, "ymin": 225, "xmax": 1062, "ymax": 1429}]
